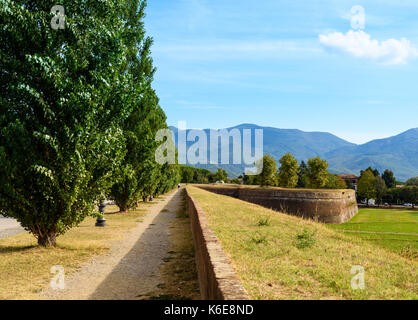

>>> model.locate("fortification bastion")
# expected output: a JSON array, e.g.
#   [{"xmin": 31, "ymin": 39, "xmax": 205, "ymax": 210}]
[{"xmin": 197, "ymin": 185, "xmax": 358, "ymax": 224}]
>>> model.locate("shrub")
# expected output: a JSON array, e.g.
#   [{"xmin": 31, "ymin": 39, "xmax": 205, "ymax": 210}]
[
  {"xmin": 257, "ymin": 217, "xmax": 271, "ymax": 227},
  {"xmin": 250, "ymin": 233, "xmax": 268, "ymax": 244},
  {"xmin": 296, "ymin": 229, "xmax": 316, "ymax": 249}
]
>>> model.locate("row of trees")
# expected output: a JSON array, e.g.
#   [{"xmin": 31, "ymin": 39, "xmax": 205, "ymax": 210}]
[
  {"xmin": 250, "ymin": 156, "xmax": 417, "ymax": 206},
  {"xmin": 244, "ymin": 154, "xmax": 347, "ymax": 189},
  {"xmin": 179, "ymin": 166, "xmax": 228, "ymax": 184},
  {"xmin": 357, "ymin": 168, "xmax": 417, "ymax": 207},
  {"xmin": 0, "ymin": 1, "xmax": 179, "ymax": 246}
]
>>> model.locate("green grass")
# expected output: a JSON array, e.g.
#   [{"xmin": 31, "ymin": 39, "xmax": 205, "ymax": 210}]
[
  {"xmin": 330, "ymin": 208, "xmax": 417, "ymax": 233},
  {"xmin": 187, "ymin": 186, "xmax": 417, "ymax": 300},
  {"xmin": 328, "ymin": 208, "xmax": 417, "ymax": 257}
]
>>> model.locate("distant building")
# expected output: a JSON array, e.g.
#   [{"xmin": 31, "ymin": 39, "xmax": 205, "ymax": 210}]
[{"xmin": 338, "ymin": 174, "xmax": 359, "ymax": 191}]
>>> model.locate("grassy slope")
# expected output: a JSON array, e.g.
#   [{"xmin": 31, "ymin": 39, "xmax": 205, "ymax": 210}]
[
  {"xmin": 328, "ymin": 208, "xmax": 417, "ymax": 256},
  {"xmin": 187, "ymin": 186, "xmax": 417, "ymax": 300},
  {"xmin": 0, "ymin": 198, "xmax": 169, "ymax": 300}
]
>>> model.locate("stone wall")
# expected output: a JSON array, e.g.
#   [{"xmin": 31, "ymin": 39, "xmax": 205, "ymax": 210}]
[
  {"xmin": 185, "ymin": 188, "xmax": 249, "ymax": 300},
  {"xmin": 197, "ymin": 185, "xmax": 358, "ymax": 224}
]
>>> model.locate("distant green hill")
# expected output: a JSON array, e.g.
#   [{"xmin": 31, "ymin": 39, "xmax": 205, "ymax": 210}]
[
  {"xmin": 170, "ymin": 124, "xmax": 418, "ymax": 181},
  {"xmin": 324, "ymin": 128, "xmax": 418, "ymax": 181}
]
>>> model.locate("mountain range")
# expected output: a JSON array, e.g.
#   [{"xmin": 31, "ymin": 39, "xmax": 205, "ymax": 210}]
[{"xmin": 170, "ymin": 124, "xmax": 418, "ymax": 181}]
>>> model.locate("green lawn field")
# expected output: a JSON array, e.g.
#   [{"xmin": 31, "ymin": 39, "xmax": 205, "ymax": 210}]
[
  {"xmin": 328, "ymin": 208, "xmax": 418, "ymax": 258},
  {"xmin": 187, "ymin": 186, "xmax": 417, "ymax": 300}
]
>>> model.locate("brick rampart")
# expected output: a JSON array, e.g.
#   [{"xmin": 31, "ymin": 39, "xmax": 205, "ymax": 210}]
[
  {"xmin": 185, "ymin": 188, "xmax": 249, "ymax": 300},
  {"xmin": 197, "ymin": 185, "xmax": 358, "ymax": 224}
]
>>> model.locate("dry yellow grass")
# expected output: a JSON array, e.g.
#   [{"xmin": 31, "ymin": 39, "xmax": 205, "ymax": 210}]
[
  {"xmin": 187, "ymin": 186, "xmax": 418, "ymax": 300},
  {"xmin": 0, "ymin": 199, "xmax": 163, "ymax": 300}
]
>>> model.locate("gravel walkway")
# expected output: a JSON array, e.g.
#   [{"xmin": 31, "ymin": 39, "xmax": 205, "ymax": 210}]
[
  {"xmin": 41, "ymin": 189, "xmax": 184, "ymax": 300},
  {"xmin": 0, "ymin": 216, "xmax": 25, "ymax": 240}
]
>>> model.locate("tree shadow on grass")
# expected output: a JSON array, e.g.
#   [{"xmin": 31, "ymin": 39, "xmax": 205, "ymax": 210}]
[{"xmin": 0, "ymin": 245, "xmax": 37, "ymax": 254}]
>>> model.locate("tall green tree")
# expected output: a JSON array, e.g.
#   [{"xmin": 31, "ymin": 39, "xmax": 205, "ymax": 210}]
[
  {"xmin": 110, "ymin": 1, "xmax": 178, "ymax": 210},
  {"xmin": 0, "ymin": 0, "xmax": 134, "ymax": 246},
  {"xmin": 325, "ymin": 173, "xmax": 347, "ymax": 189},
  {"xmin": 357, "ymin": 170, "xmax": 377, "ymax": 206},
  {"xmin": 193, "ymin": 168, "xmax": 210, "ymax": 183},
  {"xmin": 307, "ymin": 157, "xmax": 329, "ymax": 188},
  {"xmin": 112, "ymin": 93, "xmax": 169, "ymax": 209},
  {"xmin": 375, "ymin": 176, "xmax": 387, "ymax": 205},
  {"xmin": 243, "ymin": 173, "xmax": 257, "ymax": 185},
  {"xmin": 179, "ymin": 166, "xmax": 209, "ymax": 184},
  {"xmin": 214, "ymin": 168, "xmax": 228, "ymax": 182},
  {"xmin": 180, "ymin": 166, "xmax": 195, "ymax": 183},
  {"xmin": 406, "ymin": 177, "xmax": 418, "ymax": 186},
  {"xmin": 277, "ymin": 153, "xmax": 299, "ymax": 188},
  {"xmin": 382, "ymin": 169, "xmax": 396, "ymax": 189},
  {"xmin": 258, "ymin": 154, "xmax": 278, "ymax": 187},
  {"xmin": 297, "ymin": 160, "xmax": 309, "ymax": 188},
  {"xmin": 361, "ymin": 167, "xmax": 380, "ymax": 177},
  {"xmin": 402, "ymin": 186, "xmax": 418, "ymax": 209},
  {"xmin": 156, "ymin": 162, "xmax": 180, "ymax": 194}
]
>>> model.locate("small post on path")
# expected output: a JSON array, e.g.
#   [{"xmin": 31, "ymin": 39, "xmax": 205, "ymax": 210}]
[{"xmin": 95, "ymin": 200, "xmax": 106, "ymax": 227}]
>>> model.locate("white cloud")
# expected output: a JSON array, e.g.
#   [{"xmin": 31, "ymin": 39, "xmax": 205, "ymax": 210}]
[{"xmin": 319, "ymin": 30, "xmax": 418, "ymax": 65}]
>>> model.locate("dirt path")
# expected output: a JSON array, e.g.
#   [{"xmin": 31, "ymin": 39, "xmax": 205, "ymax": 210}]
[{"xmin": 41, "ymin": 188, "xmax": 199, "ymax": 300}]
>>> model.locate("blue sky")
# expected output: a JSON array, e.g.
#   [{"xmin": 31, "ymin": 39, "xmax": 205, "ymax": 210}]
[{"xmin": 145, "ymin": 0, "xmax": 418, "ymax": 144}]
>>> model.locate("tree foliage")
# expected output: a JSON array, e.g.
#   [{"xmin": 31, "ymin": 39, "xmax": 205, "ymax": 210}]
[
  {"xmin": 243, "ymin": 173, "xmax": 258, "ymax": 185},
  {"xmin": 179, "ymin": 166, "xmax": 210, "ymax": 183},
  {"xmin": 406, "ymin": 177, "xmax": 418, "ymax": 186},
  {"xmin": 375, "ymin": 176, "xmax": 387, "ymax": 205},
  {"xmin": 0, "ymin": 0, "xmax": 178, "ymax": 245},
  {"xmin": 258, "ymin": 155, "xmax": 277, "ymax": 187},
  {"xmin": 402, "ymin": 186, "xmax": 418, "ymax": 208},
  {"xmin": 0, "ymin": 0, "xmax": 141, "ymax": 246},
  {"xmin": 358, "ymin": 170, "xmax": 377, "ymax": 205},
  {"xmin": 214, "ymin": 168, "xmax": 228, "ymax": 182},
  {"xmin": 109, "ymin": 1, "xmax": 180, "ymax": 210},
  {"xmin": 361, "ymin": 167, "xmax": 380, "ymax": 177},
  {"xmin": 385, "ymin": 186, "xmax": 417, "ymax": 208},
  {"xmin": 277, "ymin": 153, "xmax": 299, "ymax": 188},
  {"xmin": 382, "ymin": 169, "xmax": 396, "ymax": 189},
  {"xmin": 325, "ymin": 173, "xmax": 347, "ymax": 189},
  {"xmin": 307, "ymin": 157, "xmax": 329, "ymax": 188},
  {"xmin": 297, "ymin": 160, "xmax": 309, "ymax": 188}
]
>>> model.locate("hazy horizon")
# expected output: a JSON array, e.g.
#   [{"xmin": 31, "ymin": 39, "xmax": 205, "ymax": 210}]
[{"xmin": 169, "ymin": 122, "xmax": 417, "ymax": 146}]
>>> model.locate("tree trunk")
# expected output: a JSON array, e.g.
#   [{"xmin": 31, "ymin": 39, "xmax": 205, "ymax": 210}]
[
  {"xmin": 37, "ymin": 231, "xmax": 57, "ymax": 247},
  {"xmin": 116, "ymin": 200, "xmax": 128, "ymax": 212}
]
